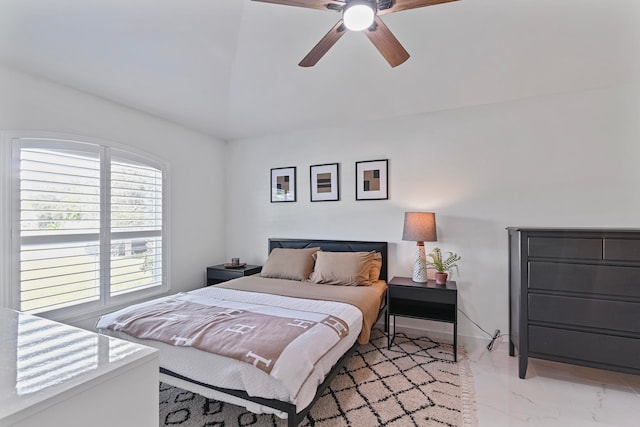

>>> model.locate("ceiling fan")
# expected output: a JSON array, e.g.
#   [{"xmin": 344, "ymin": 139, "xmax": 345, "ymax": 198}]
[{"xmin": 252, "ymin": 0, "xmax": 459, "ymax": 67}]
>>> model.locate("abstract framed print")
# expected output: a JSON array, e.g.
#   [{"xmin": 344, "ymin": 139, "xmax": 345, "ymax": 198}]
[
  {"xmin": 271, "ymin": 166, "xmax": 296, "ymax": 202},
  {"xmin": 310, "ymin": 163, "xmax": 339, "ymax": 202},
  {"xmin": 355, "ymin": 159, "xmax": 388, "ymax": 201}
]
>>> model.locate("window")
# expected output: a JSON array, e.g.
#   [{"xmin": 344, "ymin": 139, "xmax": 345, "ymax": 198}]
[{"xmin": 7, "ymin": 134, "xmax": 168, "ymax": 317}]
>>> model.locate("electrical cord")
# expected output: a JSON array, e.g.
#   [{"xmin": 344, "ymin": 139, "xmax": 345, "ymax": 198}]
[
  {"xmin": 457, "ymin": 308, "xmax": 508, "ymax": 351},
  {"xmin": 487, "ymin": 330, "xmax": 501, "ymax": 351}
]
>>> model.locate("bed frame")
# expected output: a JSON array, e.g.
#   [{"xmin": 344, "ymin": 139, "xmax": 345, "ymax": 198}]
[{"xmin": 160, "ymin": 238, "xmax": 388, "ymax": 427}]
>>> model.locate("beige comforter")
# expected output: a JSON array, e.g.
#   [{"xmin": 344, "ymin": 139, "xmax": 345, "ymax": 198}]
[{"xmin": 217, "ymin": 276, "xmax": 387, "ymax": 344}]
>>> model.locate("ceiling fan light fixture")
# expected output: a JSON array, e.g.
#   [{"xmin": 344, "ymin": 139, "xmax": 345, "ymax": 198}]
[{"xmin": 343, "ymin": 2, "xmax": 375, "ymax": 32}]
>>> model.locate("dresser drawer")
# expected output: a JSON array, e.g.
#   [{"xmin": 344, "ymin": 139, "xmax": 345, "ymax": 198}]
[
  {"xmin": 604, "ymin": 238, "xmax": 640, "ymax": 261},
  {"xmin": 528, "ymin": 237, "xmax": 602, "ymax": 260},
  {"xmin": 529, "ymin": 262, "xmax": 640, "ymax": 298},
  {"xmin": 529, "ymin": 294, "xmax": 640, "ymax": 334},
  {"xmin": 529, "ymin": 325, "xmax": 640, "ymax": 370}
]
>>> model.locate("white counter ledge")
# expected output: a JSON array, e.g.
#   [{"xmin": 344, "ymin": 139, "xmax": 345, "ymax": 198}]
[{"xmin": 0, "ymin": 308, "xmax": 159, "ymax": 427}]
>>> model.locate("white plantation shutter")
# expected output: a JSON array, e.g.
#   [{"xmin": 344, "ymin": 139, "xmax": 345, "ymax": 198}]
[
  {"xmin": 14, "ymin": 136, "xmax": 167, "ymax": 315},
  {"xmin": 19, "ymin": 142, "xmax": 101, "ymax": 313},
  {"xmin": 110, "ymin": 150, "xmax": 163, "ymax": 296}
]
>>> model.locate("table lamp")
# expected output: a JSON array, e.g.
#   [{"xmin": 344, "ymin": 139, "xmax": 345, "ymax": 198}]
[{"xmin": 402, "ymin": 212, "xmax": 437, "ymax": 283}]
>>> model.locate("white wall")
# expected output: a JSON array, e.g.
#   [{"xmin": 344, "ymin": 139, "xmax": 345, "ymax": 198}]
[
  {"xmin": 0, "ymin": 64, "xmax": 227, "ymax": 328},
  {"xmin": 3, "ymin": 60, "xmax": 639, "ymax": 341},
  {"xmin": 225, "ymin": 82, "xmax": 640, "ymax": 341}
]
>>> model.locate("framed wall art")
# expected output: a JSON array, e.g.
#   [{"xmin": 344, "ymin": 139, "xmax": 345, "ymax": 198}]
[
  {"xmin": 310, "ymin": 163, "xmax": 340, "ymax": 202},
  {"xmin": 271, "ymin": 166, "xmax": 296, "ymax": 202},
  {"xmin": 355, "ymin": 159, "xmax": 388, "ymax": 201}
]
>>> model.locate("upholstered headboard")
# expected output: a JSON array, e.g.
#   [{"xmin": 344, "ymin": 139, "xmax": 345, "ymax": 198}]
[{"xmin": 268, "ymin": 238, "xmax": 388, "ymax": 282}]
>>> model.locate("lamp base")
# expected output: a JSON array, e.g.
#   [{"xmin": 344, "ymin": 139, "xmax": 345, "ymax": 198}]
[{"xmin": 412, "ymin": 244, "xmax": 427, "ymax": 283}]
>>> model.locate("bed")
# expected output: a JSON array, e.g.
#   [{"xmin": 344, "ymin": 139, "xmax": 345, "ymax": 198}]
[{"xmin": 97, "ymin": 238, "xmax": 388, "ymax": 427}]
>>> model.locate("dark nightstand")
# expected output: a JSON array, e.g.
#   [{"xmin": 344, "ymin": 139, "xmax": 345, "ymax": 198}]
[
  {"xmin": 206, "ymin": 264, "xmax": 262, "ymax": 286},
  {"xmin": 387, "ymin": 276, "xmax": 458, "ymax": 361}
]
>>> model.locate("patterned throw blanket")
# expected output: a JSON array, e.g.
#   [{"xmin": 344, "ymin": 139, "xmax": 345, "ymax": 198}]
[{"xmin": 103, "ymin": 297, "xmax": 349, "ymax": 375}]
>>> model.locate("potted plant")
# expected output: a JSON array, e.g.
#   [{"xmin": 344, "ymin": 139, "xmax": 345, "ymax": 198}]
[{"xmin": 426, "ymin": 247, "xmax": 461, "ymax": 285}]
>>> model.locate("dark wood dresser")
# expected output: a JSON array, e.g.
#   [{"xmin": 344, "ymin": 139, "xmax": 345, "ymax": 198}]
[{"xmin": 508, "ymin": 227, "xmax": 640, "ymax": 379}]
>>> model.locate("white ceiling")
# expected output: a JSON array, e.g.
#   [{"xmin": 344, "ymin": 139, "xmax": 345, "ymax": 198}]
[{"xmin": 1, "ymin": 0, "xmax": 639, "ymax": 141}]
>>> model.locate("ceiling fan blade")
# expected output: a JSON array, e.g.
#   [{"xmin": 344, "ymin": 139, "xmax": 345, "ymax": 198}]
[
  {"xmin": 377, "ymin": 0, "xmax": 458, "ymax": 15},
  {"xmin": 364, "ymin": 16, "xmax": 410, "ymax": 67},
  {"xmin": 299, "ymin": 20, "xmax": 347, "ymax": 67},
  {"xmin": 252, "ymin": 0, "xmax": 345, "ymax": 12}
]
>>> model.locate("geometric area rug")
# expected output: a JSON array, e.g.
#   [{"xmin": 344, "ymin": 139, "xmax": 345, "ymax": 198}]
[{"xmin": 160, "ymin": 328, "xmax": 477, "ymax": 426}]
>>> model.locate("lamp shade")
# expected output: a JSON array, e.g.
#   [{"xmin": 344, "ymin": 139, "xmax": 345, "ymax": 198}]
[{"xmin": 402, "ymin": 212, "xmax": 437, "ymax": 242}]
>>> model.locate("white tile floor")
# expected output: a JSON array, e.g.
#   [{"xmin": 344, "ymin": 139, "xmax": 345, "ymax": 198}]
[{"xmin": 466, "ymin": 337, "xmax": 640, "ymax": 427}]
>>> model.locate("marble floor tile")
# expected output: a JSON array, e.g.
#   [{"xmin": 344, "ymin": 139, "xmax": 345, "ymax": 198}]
[{"xmin": 466, "ymin": 338, "xmax": 640, "ymax": 427}]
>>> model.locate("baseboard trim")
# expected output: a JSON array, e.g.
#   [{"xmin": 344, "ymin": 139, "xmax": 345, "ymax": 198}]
[{"xmin": 375, "ymin": 320, "xmax": 488, "ymax": 350}]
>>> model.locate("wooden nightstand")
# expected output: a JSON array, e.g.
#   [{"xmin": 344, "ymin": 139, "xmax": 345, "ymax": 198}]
[
  {"xmin": 206, "ymin": 264, "xmax": 262, "ymax": 286},
  {"xmin": 387, "ymin": 276, "xmax": 458, "ymax": 361}
]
